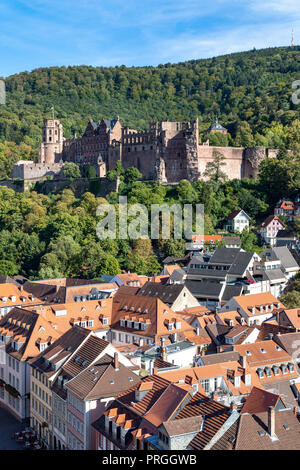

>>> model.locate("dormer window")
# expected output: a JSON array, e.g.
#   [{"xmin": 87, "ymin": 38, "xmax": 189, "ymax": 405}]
[
  {"xmin": 102, "ymin": 318, "xmax": 108, "ymax": 325},
  {"xmin": 288, "ymin": 363, "xmax": 294, "ymax": 373},
  {"xmin": 246, "ymin": 350, "xmax": 252, "ymax": 356},
  {"xmin": 168, "ymin": 323, "xmax": 174, "ymax": 331},
  {"xmin": 260, "ymin": 348, "xmax": 266, "ymax": 354},
  {"xmin": 281, "ymin": 364, "xmax": 287, "ymax": 374},
  {"xmin": 265, "ymin": 367, "xmax": 271, "ymax": 377},
  {"xmin": 10, "ymin": 296, "xmax": 16, "ymax": 302}
]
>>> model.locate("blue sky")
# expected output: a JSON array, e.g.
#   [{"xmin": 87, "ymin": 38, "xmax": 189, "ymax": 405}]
[{"xmin": 1, "ymin": 0, "xmax": 300, "ymax": 77}]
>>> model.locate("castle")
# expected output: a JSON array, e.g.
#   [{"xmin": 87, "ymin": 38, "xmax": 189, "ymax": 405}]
[{"xmin": 12, "ymin": 117, "xmax": 279, "ymax": 183}]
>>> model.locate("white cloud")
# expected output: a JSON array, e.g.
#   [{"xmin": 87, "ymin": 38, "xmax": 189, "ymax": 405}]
[{"xmin": 250, "ymin": 0, "xmax": 300, "ymax": 15}]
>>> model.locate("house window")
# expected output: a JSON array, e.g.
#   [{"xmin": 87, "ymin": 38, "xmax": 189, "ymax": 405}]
[{"xmin": 200, "ymin": 379, "xmax": 210, "ymax": 393}]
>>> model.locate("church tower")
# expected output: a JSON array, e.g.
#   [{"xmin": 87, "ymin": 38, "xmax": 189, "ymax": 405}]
[{"xmin": 39, "ymin": 119, "xmax": 64, "ymax": 163}]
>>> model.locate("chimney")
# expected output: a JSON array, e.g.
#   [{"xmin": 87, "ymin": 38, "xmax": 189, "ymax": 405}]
[
  {"xmin": 240, "ymin": 355, "xmax": 247, "ymax": 369},
  {"xmin": 114, "ymin": 352, "xmax": 119, "ymax": 371},
  {"xmin": 196, "ymin": 327, "xmax": 200, "ymax": 336},
  {"xmin": 19, "ymin": 285, "xmax": 23, "ymax": 293},
  {"xmin": 161, "ymin": 337, "xmax": 167, "ymax": 362},
  {"xmin": 230, "ymin": 402, "xmax": 238, "ymax": 412},
  {"xmin": 276, "ymin": 311, "xmax": 281, "ymax": 325},
  {"xmin": 149, "ymin": 360, "xmax": 154, "ymax": 375},
  {"xmin": 268, "ymin": 406, "xmax": 276, "ymax": 437}
]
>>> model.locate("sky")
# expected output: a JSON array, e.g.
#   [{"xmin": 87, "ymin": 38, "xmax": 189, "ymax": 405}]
[{"xmin": 0, "ymin": 0, "xmax": 300, "ymax": 77}]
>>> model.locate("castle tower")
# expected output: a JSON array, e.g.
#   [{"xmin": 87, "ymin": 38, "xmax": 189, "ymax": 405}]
[
  {"xmin": 39, "ymin": 119, "xmax": 64, "ymax": 164},
  {"xmin": 206, "ymin": 117, "xmax": 227, "ymax": 135}
]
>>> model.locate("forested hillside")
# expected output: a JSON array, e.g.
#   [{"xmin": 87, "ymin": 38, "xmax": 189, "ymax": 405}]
[{"xmin": 1, "ymin": 46, "xmax": 300, "ymax": 168}]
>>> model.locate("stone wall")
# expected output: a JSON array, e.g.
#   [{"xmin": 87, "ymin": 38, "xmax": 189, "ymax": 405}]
[
  {"xmin": 198, "ymin": 145, "xmax": 244, "ymax": 180},
  {"xmin": 33, "ymin": 177, "xmax": 117, "ymax": 198},
  {"xmin": 12, "ymin": 162, "xmax": 64, "ymax": 180}
]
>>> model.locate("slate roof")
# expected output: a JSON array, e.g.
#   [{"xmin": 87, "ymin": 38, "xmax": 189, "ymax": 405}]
[
  {"xmin": 227, "ymin": 251, "xmax": 254, "ymax": 276},
  {"xmin": 223, "ymin": 236, "xmax": 241, "ymax": 246},
  {"xmin": 207, "ymin": 119, "xmax": 227, "ymax": 132},
  {"xmin": 227, "ymin": 209, "xmax": 244, "ymax": 220},
  {"xmin": 185, "ymin": 280, "xmax": 223, "ymax": 298},
  {"xmin": 272, "ymin": 246, "xmax": 299, "ymax": 269},
  {"xmin": 168, "ymin": 268, "xmax": 186, "ymax": 283},
  {"xmin": 137, "ymin": 282, "xmax": 186, "ymax": 305},
  {"xmin": 209, "ymin": 247, "xmax": 241, "ymax": 264},
  {"xmin": 263, "ymin": 268, "xmax": 286, "ymax": 282},
  {"xmin": 222, "ymin": 285, "xmax": 243, "ymax": 301}
]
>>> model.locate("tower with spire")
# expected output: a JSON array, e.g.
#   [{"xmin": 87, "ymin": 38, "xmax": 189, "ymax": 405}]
[{"xmin": 206, "ymin": 116, "xmax": 228, "ymax": 135}]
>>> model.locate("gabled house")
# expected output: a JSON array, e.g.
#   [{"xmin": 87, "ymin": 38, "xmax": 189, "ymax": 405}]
[
  {"xmin": 0, "ymin": 283, "xmax": 44, "ymax": 318},
  {"xmin": 110, "ymin": 294, "xmax": 197, "ymax": 349},
  {"xmin": 276, "ymin": 308, "xmax": 300, "ymax": 331},
  {"xmin": 136, "ymin": 281, "xmax": 200, "ymax": 312},
  {"xmin": 23, "ymin": 278, "xmax": 117, "ymax": 303},
  {"xmin": 274, "ymin": 200, "xmax": 297, "ymax": 221},
  {"xmin": 91, "ymin": 373, "xmax": 233, "ymax": 451},
  {"xmin": 224, "ymin": 209, "xmax": 250, "ymax": 233},
  {"xmin": 0, "ymin": 307, "xmax": 60, "ymax": 422},
  {"xmin": 259, "ymin": 215, "xmax": 285, "ymax": 247},
  {"xmin": 28, "ymin": 298, "xmax": 113, "ymax": 339},
  {"xmin": 210, "ymin": 387, "xmax": 300, "ymax": 450},
  {"xmin": 65, "ymin": 352, "xmax": 140, "ymax": 450},
  {"xmin": 234, "ymin": 340, "xmax": 299, "ymax": 385},
  {"xmin": 28, "ymin": 326, "xmax": 135, "ymax": 449},
  {"xmin": 219, "ymin": 292, "xmax": 285, "ymax": 326}
]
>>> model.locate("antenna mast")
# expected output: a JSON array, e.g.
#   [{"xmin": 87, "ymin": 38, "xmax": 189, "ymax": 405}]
[{"xmin": 291, "ymin": 29, "xmax": 294, "ymax": 47}]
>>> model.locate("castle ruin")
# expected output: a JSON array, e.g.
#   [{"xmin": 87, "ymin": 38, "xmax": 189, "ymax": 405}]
[{"xmin": 12, "ymin": 117, "xmax": 278, "ymax": 183}]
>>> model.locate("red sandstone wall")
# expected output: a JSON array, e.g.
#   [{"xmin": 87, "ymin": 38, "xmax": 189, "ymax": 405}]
[{"xmin": 198, "ymin": 145, "xmax": 244, "ymax": 180}]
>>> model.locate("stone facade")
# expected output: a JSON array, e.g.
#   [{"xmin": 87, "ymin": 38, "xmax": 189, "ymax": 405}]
[{"xmin": 13, "ymin": 117, "xmax": 279, "ymax": 184}]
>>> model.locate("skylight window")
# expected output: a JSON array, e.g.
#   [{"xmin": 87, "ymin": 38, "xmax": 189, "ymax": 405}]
[
  {"xmin": 74, "ymin": 356, "xmax": 81, "ymax": 362},
  {"xmin": 81, "ymin": 360, "xmax": 88, "ymax": 367}
]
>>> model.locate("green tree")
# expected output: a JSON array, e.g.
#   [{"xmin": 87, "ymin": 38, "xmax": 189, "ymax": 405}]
[
  {"xmin": 0, "ymin": 260, "xmax": 19, "ymax": 276},
  {"xmin": 280, "ymin": 290, "xmax": 300, "ymax": 309},
  {"xmin": 87, "ymin": 166, "xmax": 97, "ymax": 179},
  {"xmin": 204, "ymin": 150, "xmax": 228, "ymax": 186},
  {"xmin": 63, "ymin": 162, "xmax": 81, "ymax": 179}
]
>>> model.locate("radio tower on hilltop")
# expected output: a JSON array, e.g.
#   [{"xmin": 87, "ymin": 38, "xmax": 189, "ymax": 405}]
[{"xmin": 291, "ymin": 29, "xmax": 294, "ymax": 47}]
